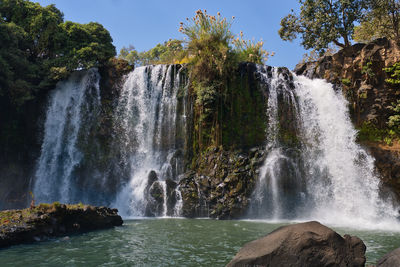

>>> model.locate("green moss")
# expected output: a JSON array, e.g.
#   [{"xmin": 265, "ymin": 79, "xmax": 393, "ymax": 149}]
[
  {"xmin": 356, "ymin": 122, "xmax": 398, "ymax": 145},
  {"xmin": 341, "ymin": 78, "xmax": 351, "ymax": 86},
  {"xmin": 220, "ymin": 67, "xmax": 267, "ymax": 150},
  {"xmin": 384, "ymin": 62, "xmax": 400, "ymax": 85},
  {"xmin": 361, "ymin": 61, "xmax": 375, "ymax": 79},
  {"xmin": 359, "ymin": 91, "xmax": 368, "ymax": 99}
]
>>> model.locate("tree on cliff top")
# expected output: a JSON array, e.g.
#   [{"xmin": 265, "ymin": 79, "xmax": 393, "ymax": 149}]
[
  {"xmin": 118, "ymin": 40, "xmax": 186, "ymax": 66},
  {"xmin": 178, "ymin": 10, "xmax": 273, "ymax": 150},
  {"xmin": 0, "ymin": 0, "xmax": 116, "ymax": 106},
  {"xmin": 353, "ymin": 0, "xmax": 400, "ymax": 42},
  {"xmin": 279, "ymin": 0, "xmax": 364, "ymax": 53}
]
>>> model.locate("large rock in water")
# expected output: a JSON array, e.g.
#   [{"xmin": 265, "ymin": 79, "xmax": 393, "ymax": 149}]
[
  {"xmin": 227, "ymin": 221, "xmax": 366, "ymax": 267},
  {"xmin": 0, "ymin": 203, "xmax": 123, "ymax": 248},
  {"xmin": 377, "ymin": 247, "xmax": 400, "ymax": 267}
]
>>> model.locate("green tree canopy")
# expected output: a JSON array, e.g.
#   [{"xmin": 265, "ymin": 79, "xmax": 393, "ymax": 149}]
[
  {"xmin": 61, "ymin": 21, "xmax": 116, "ymax": 70},
  {"xmin": 279, "ymin": 0, "xmax": 364, "ymax": 53},
  {"xmin": 353, "ymin": 0, "xmax": 400, "ymax": 42},
  {"xmin": 118, "ymin": 45, "xmax": 139, "ymax": 65},
  {"xmin": 0, "ymin": 0, "xmax": 116, "ymax": 106},
  {"xmin": 118, "ymin": 39, "xmax": 186, "ymax": 66}
]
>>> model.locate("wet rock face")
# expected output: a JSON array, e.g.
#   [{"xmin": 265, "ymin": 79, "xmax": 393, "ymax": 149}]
[
  {"xmin": 145, "ymin": 172, "xmax": 165, "ymax": 217},
  {"xmin": 366, "ymin": 143, "xmax": 400, "ymax": 200},
  {"xmin": 179, "ymin": 147, "xmax": 265, "ymax": 219},
  {"xmin": 144, "ymin": 171, "xmax": 179, "ymax": 217},
  {"xmin": 0, "ymin": 203, "xmax": 123, "ymax": 248},
  {"xmin": 227, "ymin": 221, "xmax": 366, "ymax": 267},
  {"xmin": 165, "ymin": 179, "xmax": 178, "ymax": 217}
]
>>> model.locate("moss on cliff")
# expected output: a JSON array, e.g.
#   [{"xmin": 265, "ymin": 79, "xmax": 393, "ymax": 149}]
[
  {"xmin": 221, "ymin": 63, "xmax": 267, "ymax": 149},
  {"xmin": 189, "ymin": 62, "xmax": 268, "ymax": 164}
]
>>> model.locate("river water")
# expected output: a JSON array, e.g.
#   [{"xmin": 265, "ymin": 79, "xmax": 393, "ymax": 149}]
[{"xmin": 0, "ymin": 219, "xmax": 399, "ymax": 266}]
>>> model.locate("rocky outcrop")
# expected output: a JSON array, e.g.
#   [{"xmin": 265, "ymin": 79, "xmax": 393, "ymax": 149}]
[
  {"xmin": 365, "ymin": 142, "xmax": 400, "ymax": 199},
  {"xmin": 227, "ymin": 221, "xmax": 366, "ymax": 267},
  {"xmin": 0, "ymin": 203, "xmax": 123, "ymax": 248},
  {"xmin": 377, "ymin": 247, "xmax": 400, "ymax": 267},
  {"xmin": 146, "ymin": 181, "xmax": 165, "ymax": 217},
  {"xmin": 179, "ymin": 146, "xmax": 265, "ymax": 219}
]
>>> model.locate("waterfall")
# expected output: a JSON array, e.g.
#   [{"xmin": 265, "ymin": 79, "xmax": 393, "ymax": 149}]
[
  {"xmin": 31, "ymin": 63, "xmax": 398, "ymax": 227},
  {"xmin": 252, "ymin": 67, "xmax": 399, "ymax": 228},
  {"xmin": 113, "ymin": 65, "xmax": 187, "ymax": 217},
  {"xmin": 33, "ymin": 69, "xmax": 101, "ymax": 204}
]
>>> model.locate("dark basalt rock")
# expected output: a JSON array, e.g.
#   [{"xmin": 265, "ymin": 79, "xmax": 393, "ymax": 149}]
[
  {"xmin": 145, "ymin": 181, "xmax": 165, "ymax": 217},
  {"xmin": 227, "ymin": 221, "xmax": 366, "ymax": 267},
  {"xmin": 165, "ymin": 178, "xmax": 178, "ymax": 216},
  {"xmin": 0, "ymin": 203, "xmax": 123, "ymax": 249},
  {"xmin": 179, "ymin": 147, "xmax": 265, "ymax": 219},
  {"xmin": 377, "ymin": 247, "xmax": 400, "ymax": 267},
  {"xmin": 147, "ymin": 170, "xmax": 158, "ymax": 188}
]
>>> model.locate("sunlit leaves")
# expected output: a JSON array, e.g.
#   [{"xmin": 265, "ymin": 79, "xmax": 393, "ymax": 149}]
[{"xmin": 279, "ymin": 0, "xmax": 364, "ymax": 53}]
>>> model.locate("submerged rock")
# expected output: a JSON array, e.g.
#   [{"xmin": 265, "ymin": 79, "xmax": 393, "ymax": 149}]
[
  {"xmin": 145, "ymin": 181, "xmax": 165, "ymax": 217},
  {"xmin": 0, "ymin": 203, "xmax": 123, "ymax": 249},
  {"xmin": 377, "ymin": 247, "xmax": 400, "ymax": 267},
  {"xmin": 226, "ymin": 221, "xmax": 366, "ymax": 267},
  {"xmin": 165, "ymin": 178, "xmax": 178, "ymax": 216}
]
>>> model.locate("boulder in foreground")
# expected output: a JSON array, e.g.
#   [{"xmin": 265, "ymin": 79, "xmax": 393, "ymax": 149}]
[
  {"xmin": 377, "ymin": 247, "xmax": 400, "ymax": 267},
  {"xmin": 0, "ymin": 203, "xmax": 123, "ymax": 248},
  {"xmin": 227, "ymin": 221, "xmax": 366, "ymax": 267}
]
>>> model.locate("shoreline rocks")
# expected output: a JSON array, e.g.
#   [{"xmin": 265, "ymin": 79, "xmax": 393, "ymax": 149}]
[
  {"xmin": 377, "ymin": 247, "xmax": 400, "ymax": 267},
  {"xmin": 0, "ymin": 203, "xmax": 123, "ymax": 249},
  {"xmin": 227, "ymin": 221, "xmax": 366, "ymax": 267}
]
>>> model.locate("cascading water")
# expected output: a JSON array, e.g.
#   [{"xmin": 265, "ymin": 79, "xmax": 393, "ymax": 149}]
[
  {"xmin": 33, "ymin": 69, "xmax": 101, "ymax": 204},
  {"xmin": 250, "ymin": 67, "xmax": 305, "ymax": 220},
  {"xmin": 295, "ymin": 76, "xmax": 398, "ymax": 228},
  {"xmin": 252, "ymin": 67, "xmax": 399, "ymax": 229},
  {"xmin": 31, "ymin": 62, "xmax": 399, "ymax": 228},
  {"xmin": 113, "ymin": 65, "xmax": 187, "ymax": 217}
]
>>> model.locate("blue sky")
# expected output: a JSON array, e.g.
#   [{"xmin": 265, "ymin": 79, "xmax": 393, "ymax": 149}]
[{"xmin": 34, "ymin": 0, "xmax": 306, "ymax": 69}]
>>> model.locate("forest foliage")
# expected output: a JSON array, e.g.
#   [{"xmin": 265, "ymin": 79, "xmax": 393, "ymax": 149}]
[
  {"xmin": 0, "ymin": 0, "xmax": 116, "ymax": 107},
  {"xmin": 280, "ymin": 0, "xmax": 400, "ymax": 55},
  {"xmin": 354, "ymin": 0, "xmax": 400, "ymax": 42}
]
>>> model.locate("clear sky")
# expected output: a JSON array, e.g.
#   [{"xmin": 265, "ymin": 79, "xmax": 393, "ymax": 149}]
[{"xmin": 34, "ymin": 0, "xmax": 306, "ymax": 69}]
